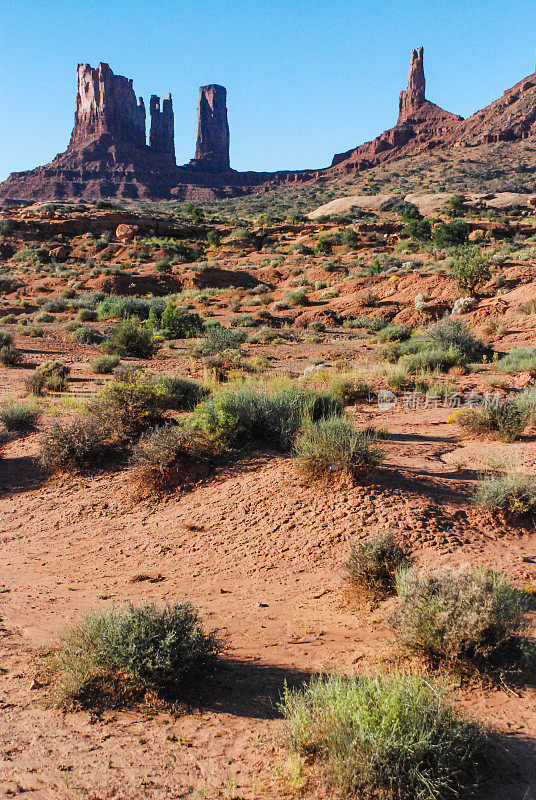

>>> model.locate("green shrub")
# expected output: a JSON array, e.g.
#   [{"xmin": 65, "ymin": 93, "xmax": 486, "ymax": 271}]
[
  {"xmin": 95, "ymin": 375, "xmax": 169, "ymax": 437},
  {"xmin": 56, "ymin": 601, "xmax": 221, "ymax": 707},
  {"xmin": 104, "ymin": 317, "xmax": 158, "ymax": 358},
  {"xmin": 97, "ymin": 295, "xmax": 165, "ymax": 321},
  {"xmin": 191, "ymin": 326, "xmax": 247, "ymax": 356},
  {"xmin": 428, "ymin": 318, "xmax": 487, "ymax": 362},
  {"xmin": 404, "ymin": 217, "xmax": 432, "ymax": 242},
  {"xmin": 156, "ymin": 303, "xmax": 204, "ymax": 339},
  {"xmin": 28, "ymin": 361, "xmax": 70, "ymax": 393},
  {"xmin": 457, "ymin": 398, "xmax": 526, "ymax": 442},
  {"xmin": 285, "ymin": 288, "xmax": 308, "ymax": 307},
  {"xmin": 395, "ymin": 567, "xmax": 529, "ymax": 666},
  {"xmin": 376, "ymin": 324, "xmax": 412, "ymax": 343},
  {"xmin": 0, "ymin": 329, "xmax": 13, "ymax": 347},
  {"xmin": 294, "ymin": 417, "xmax": 383, "ymax": 482},
  {"xmin": 516, "ymin": 387, "xmax": 536, "ymax": 425},
  {"xmin": 155, "ymin": 375, "xmax": 209, "ymax": 410},
  {"xmin": 346, "ymin": 532, "xmax": 413, "ymax": 598},
  {"xmin": 433, "ymin": 220, "xmax": 470, "ymax": 248},
  {"xmin": 132, "ymin": 424, "xmax": 210, "ymax": 490},
  {"xmin": 475, "ymin": 472, "xmax": 536, "ymax": 519},
  {"xmin": 280, "ymin": 672, "xmax": 486, "ymax": 800},
  {"xmin": 497, "ymin": 347, "xmax": 536, "ymax": 374},
  {"xmin": 154, "ymin": 259, "xmax": 172, "ymax": 273},
  {"xmin": 449, "ymin": 247, "xmax": 491, "ymax": 296},
  {"xmin": 0, "ymin": 403, "xmax": 40, "ymax": 432},
  {"xmin": 0, "ymin": 345, "xmax": 22, "ymax": 366},
  {"xmin": 401, "ymin": 345, "xmax": 465, "ymax": 374},
  {"xmin": 77, "ymin": 308, "xmax": 97, "ymax": 323},
  {"xmin": 71, "ymin": 326, "xmax": 104, "ymax": 345},
  {"xmin": 91, "ymin": 354, "xmax": 120, "ymax": 374},
  {"xmin": 192, "ymin": 387, "xmax": 342, "ymax": 451},
  {"xmin": 314, "ymin": 237, "xmax": 333, "ymax": 255}
]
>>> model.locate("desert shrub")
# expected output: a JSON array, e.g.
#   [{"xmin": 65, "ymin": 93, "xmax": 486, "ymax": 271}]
[
  {"xmin": 395, "ymin": 567, "xmax": 529, "ymax": 666},
  {"xmin": 56, "ymin": 601, "xmax": 221, "ymax": 707},
  {"xmin": 155, "ymin": 375, "xmax": 208, "ymax": 410},
  {"xmin": 449, "ymin": 247, "xmax": 491, "ymax": 296},
  {"xmin": 295, "ymin": 417, "xmax": 383, "ymax": 482},
  {"xmin": 91, "ymin": 354, "xmax": 120, "ymax": 374},
  {"xmin": 104, "ymin": 317, "xmax": 158, "ymax": 358},
  {"xmin": 401, "ymin": 346, "xmax": 464, "ymax": 374},
  {"xmin": 330, "ymin": 376, "xmax": 371, "ymax": 405},
  {"xmin": 155, "ymin": 303, "xmax": 204, "ymax": 339},
  {"xmin": 0, "ymin": 328, "xmax": 13, "ymax": 347},
  {"xmin": 376, "ymin": 324, "xmax": 412, "ymax": 343},
  {"xmin": 191, "ymin": 326, "xmax": 247, "ymax": 356},
  {"xmin": 0, "ymin": 402, "xmax": 40, "ymax": 432},
  {"xmin": 280, "ymin": 672, "xmax": 486, "ymax": 800},
  {"xmin": 71, "ymin": 326, "xmax": 104, "ymax": 345},
  {"xmin": 516, "ymin": 387, "xmax": 536, "ymax": 425},
  {"xmin": 314, "ymin": 237, "xmax": 333, "ymax": 255},
  {"xmin": 285, "ymin": 288, "xmax": 308, "ymax": 306},
  {"xmin": 97, "ymin": 295, "xmax": 165, "ymax": 321},
  {"xmin": 497, "ymin": 347, "xmax": 536, "ymax": 374},
  {"xmin": 475, "ymin": 472, "xmax": 536, "ymax": 519},
  {"xmin": 457, "ymin": 398, "xmax": 526, "ymax": 442},
  {"xmin": 433, "ymin": 220, "xmax": 470, "ymax": 248},
  {"xmin": 34, "ymin": 311, "xmax": 54, "ymax": 324},
  {"xmin": 77, "ymin": 308, "xmax": 97, "ymax": 322},
  {"xmin": 345, "ymin": 532, "xmax": 413, "ymax": 598},
  {"xmin": 95, "ymin": 375, "xmax": 169, "ymax": 437},
  {"xmin": 154, "ymin": 259, "xmax": 172, "ymax": 273},
  {"xmin": 40, "ymin": 415, "xmax": 120, "ymax": 472},
  {"xmin": 132, "ymin": 424, "xmax": 210, "ymax": 490},
  {"xmin": 0, "ymin": 345, "xmax": 22, "ymax": 366},
  {"xmin": 192, "ymin": 387, "xmax": 342, "ymax": 451},
  {"xmin": 404, "ymin": 217, "xmax": 432, "ymax": 242},
  {"xmin": 427, "ymin": 318, "xmax": 487, "ymax": 362},
  {"xmin": 27, "ymin": 360, "xmax": 70, "ymax": 393}
]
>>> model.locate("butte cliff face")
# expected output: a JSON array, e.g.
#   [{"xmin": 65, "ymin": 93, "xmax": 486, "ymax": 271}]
[
  {"xmin": 3, "ymin": 47, "xmax": 536, "ymax": 202},
  {"xmin": 192, "ymin": 85, "xmax": 230, "ymax": 170}
]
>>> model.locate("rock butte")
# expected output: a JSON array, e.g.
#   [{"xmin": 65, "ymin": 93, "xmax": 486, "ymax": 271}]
[{"xmin": 1, "ymin": 47, "xmax": 536, "ymax": 202}]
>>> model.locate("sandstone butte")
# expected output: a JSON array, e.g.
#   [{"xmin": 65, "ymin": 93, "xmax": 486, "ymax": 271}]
[{"xmin": 1, "ymin": 47, "xmax": 536, "ymax": 202}]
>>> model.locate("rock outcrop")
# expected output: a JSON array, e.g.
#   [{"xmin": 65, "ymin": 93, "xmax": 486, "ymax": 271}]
[
  {"xmin": 69, "ymin": 63, "xmax": 147, "ymax": 150},
  {"xmin": 149, "ymin": 94, "xmax": 175, "ymax": 162},
  {"xmin": 398, "ymin": 47, "xmax": 426, "ymax": 122},
  {"xmin": 192, "ymin": 85, "xmax": 230, "ymax": 170},
  {"xmin": 329, "ymin": 47, "xmax": 463, "ymax": 174}
]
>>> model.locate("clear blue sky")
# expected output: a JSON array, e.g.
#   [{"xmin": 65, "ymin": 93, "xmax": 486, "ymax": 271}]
[{"xmin": 1, "ymin": 0, "xmax": 536, "ymax": 181}]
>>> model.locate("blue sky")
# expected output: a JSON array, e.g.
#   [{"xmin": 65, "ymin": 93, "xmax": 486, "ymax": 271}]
[{"xmin": 1, "ymin": 0, "xmax": 536, "ymax": 181}]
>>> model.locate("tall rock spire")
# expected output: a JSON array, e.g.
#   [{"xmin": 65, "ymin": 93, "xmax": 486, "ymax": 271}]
[
  {"xmin": 398, "ymin": 47, "xmax": 426, "ymax": 123},
  {"xmin": 149, "ymin": 93, "xmax": 175, "ymax": 162},
  {"xmin": 193, "ymin": 85, "xmax": 230, "ymax": 170},
  {"xmin": 69, "ymin": 63, "xmax": 146, "ymax": 149}
]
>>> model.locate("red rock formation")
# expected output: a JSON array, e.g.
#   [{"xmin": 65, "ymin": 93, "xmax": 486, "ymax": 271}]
[
  {"xmin": 398, "ymin": 47, "xmax": 426, "ymax": 122},
  {"xmin": 69, "ymin": 63, "xmax": 146, "ymax": 150},
  {"xmin": 149, "ymin": 94, "xmax": 175, "ymax": 162},
  {"xmin": 192, "ymin": 85, "xmax": 230, "ymax": 170}
]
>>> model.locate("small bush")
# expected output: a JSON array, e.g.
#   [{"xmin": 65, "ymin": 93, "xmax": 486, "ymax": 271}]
[
  {"xmin": 91, "ymin": 354, "xmax": 120, "ymax": 374},
  {"xmin": 401, "ymin": 345, "xmax": 465, "ymax": 374},
  {"xmin": 104, "ymin": 317, "xmax": 158, "ymax": 358},
  {"xmin": 191, "ymin": 326, "xmax": 247, "ymax": 356},
  {"xmin": 156, "ymin": 303, "xmax": 204, "ymax": 339},
  {"xmin": 71, "ymin": 326, "xmax": 104, "ymax": 345},
  {"xmin": 0, "ymin": 328, "xmax": 13, "ymax": 347},
  {"xmin": 28, "ymin": 360, "xmax": 70, "ymax": 393},
  {"xmin": 155, "ymin": 375, "xmax": 209, "ymax": 410},
  {"xmin": 285, "ymin": 288, "xmax": 308, "ymax": 307},
  {"xmin": 376, "ymin": 324, "xmax": 412, "ymax": 343},
  {"xmin": 475, "ymin": 472, "xmax": 536, "ymax": 519},
  {"xmin": 457, "ymin": 398, "xmax": 526, "ymax": 442},
  {"xmin": 0, "ymin": 403, "xmax": 40, "ymax": 432},
  {"xmin": 192, "ymin": 387, "xmax": 342, "ymax": 452},
  {"xmin": 280, "ymin": 672, "xmax": 486, "ymax": 800},
  {"xmin": 40, "ymin": 415, "xmax": 120, "ymax": 472},
  {"xmin": 433, "ymin": 220, "xmax": 470, "ymax": 248},
  {"xmin": 346, "ymin": 532, "xmax": 413, "ymax": 598},
  {"xmin": 295, "ymin": 417, "xmax": 383, "ymax": 482},
  {"xmin": 427, "ymin": 318, "xmax": 487, "ymax": 362},
  {"xmin": 449, "ymin": 247, "xmax": 491, "ymax": 296},
  {"xmin": 132, "ymin": 424, "xmax": 210, "ymax": 491},
  {"xmin": 516, "ymin": 387, "xmax": 536, "ymax": 425},
  {"xmin": 56, "ymin": 601, "xmax": 221, "ymax": 707},
  {"xmin": 0, "ymin": 345, "xmax": 22, "ymax": 366},
  {"xmin": 95, "ymin": 375, "xmax": 169, "ymax": 437},
  {"xmin": 395, "ymin": 567, "xmax": 529, "ymax": 667},
  {"xmin": 497, "ymin": 347, "xmax": 536, "ymax": 375}
]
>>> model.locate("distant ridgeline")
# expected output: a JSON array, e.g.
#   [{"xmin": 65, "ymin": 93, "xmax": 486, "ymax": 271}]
[{"xmin": 1, "ymin": 47, "xmax": 536, "ymax": 202}]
